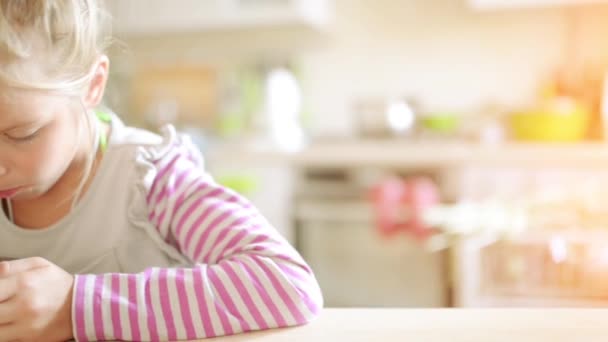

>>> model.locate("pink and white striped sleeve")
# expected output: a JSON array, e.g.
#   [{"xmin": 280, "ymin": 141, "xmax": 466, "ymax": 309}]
[{"xmin": 71, "ymin": 138, "xmax": 323, "ymax": 341}]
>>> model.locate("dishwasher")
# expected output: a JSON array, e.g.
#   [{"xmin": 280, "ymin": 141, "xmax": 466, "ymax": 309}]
[{"xmin": 293, "ymin": 168, "xmax": 449, "ymax": 308}]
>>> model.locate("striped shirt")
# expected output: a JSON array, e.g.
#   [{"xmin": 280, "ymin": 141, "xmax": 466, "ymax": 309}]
[{"xmin": 67, "ymin": 121, "xmax": 323, "ymax": 340}]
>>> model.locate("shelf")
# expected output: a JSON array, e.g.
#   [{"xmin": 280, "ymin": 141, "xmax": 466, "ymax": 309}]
[
  {"xmin": 208, "ymin": 140, "xmax": 608, "ymax": 168},
  {"xmin": 465, "ymin": 295, "xmax": 608, "ymax": 307},
  {"xmin": 468, "ymin": 0, "xmax": 608, "ymax": 10}
]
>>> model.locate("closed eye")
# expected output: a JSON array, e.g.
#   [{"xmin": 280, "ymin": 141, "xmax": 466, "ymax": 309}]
[{"xmin": 5, "ymin": 129, "xmax": 40, "ymax": 142}]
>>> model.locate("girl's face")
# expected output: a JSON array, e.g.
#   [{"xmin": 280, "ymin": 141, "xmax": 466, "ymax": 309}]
[
  {"xmin": 0, "ymin": 91, "xmax": 88, "ymax": 200},
  {"xmin": 0, "ymin": 56, "xmax": 108, "ymax": 202}
]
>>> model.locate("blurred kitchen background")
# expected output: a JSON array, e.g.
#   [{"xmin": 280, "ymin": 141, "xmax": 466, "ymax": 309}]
[{"xmin": 105, "ymin": 0, "xmax": 608, "ymax": 307}]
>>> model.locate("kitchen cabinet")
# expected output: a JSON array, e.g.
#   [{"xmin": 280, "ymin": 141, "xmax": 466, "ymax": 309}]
[
  {"xmin": 292, "ymin": 163, "xmax": 450, "ymax": 307},
  {"xmin": 106, "ymin": 0, "xmax": 332, "ymax": 35},
  {"xmin": 206, "ymin": 140, "xmax": 608, "ymax": 307},
  {"xmin": 468, "ymin": 0, "xmax": 608, "ymax": 10},
  {"xmin": 295, "ymin": 199, "xmax": 448, "ymax": 307}
]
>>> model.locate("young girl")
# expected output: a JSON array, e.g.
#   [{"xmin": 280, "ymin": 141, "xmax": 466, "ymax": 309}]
[{"xmin": 0, "ymin": 1, "xmax": 322, "ymax": 341}]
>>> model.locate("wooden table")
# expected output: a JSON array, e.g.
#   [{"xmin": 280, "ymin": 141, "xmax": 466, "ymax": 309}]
[{"xmin": 203, "ymin": 308, "xmax": 608, "ymax": 341}]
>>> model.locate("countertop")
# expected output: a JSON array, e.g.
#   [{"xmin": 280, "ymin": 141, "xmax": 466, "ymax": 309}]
[
  {"xmin": 206, "ymin": 140, "xmax": 608, "ymax": 168},
  {"xmin": 200, "ymin": 308, "xmax": 608, "ymax": 342}
]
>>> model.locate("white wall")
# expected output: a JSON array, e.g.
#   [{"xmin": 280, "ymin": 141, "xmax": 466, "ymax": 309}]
[
  {"xmin": 298, "ymin": 0, "xmax": 608, "ymax": 137},
  {"xmin": 110, "ymin": 0, "xmax": 608, "ymax": 137}
]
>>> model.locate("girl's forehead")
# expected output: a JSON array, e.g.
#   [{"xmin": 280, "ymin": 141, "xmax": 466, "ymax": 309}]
[
  {"xmin": 0, "ymin": 89, "xmax": 58, "ymax": 125},
  {"xmin": 0, "ymin": 89, "xmax": 39, "ymax": 109},
  {"xmin": 0, "ymin": 87, "xmax": 58, "ymax": 105}
]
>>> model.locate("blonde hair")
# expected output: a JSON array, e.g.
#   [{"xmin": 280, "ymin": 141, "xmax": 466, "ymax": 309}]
[
  {"xmin": 0, "ymin": 0, "xmax": 111, "ymax": 92},
  {"xmin": 0, "ymin": 0, "xmax": 112, "ymax": 208}
]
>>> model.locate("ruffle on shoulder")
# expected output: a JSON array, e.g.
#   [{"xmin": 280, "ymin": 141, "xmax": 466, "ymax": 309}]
[{"xmin": 127, "ymin": 124, "xmax": 206, "ymax": 266}]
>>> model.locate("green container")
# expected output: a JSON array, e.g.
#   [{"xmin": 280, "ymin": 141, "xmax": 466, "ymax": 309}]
[
  {"xmin": 216, "ymin": 174, "xmax": 259, "ymax": 195},
  {"xmin": 420, "ymin": 114, "xmax": 460, "ymax": 133}
]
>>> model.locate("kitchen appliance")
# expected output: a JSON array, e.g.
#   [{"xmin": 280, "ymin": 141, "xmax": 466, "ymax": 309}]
[
  {"xmin": 294, "ymin": 168, "xmax": 448, "ymax": 307},
  {"xmin": 354, "ymin": 98, "xmax": 417, "ymax": 138}
]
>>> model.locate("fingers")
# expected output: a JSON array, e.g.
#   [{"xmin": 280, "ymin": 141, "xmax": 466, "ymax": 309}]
[
  {"xmin": 0, "ymin": 277, "xmax": 17, "ymax": 303},
  {"xmin": 0, "ymin": 297, "xmax": 18, "ymax": 325},
  {"xmin": 0, "ymin": 258, "xmax": 48, "ymax": 278}
]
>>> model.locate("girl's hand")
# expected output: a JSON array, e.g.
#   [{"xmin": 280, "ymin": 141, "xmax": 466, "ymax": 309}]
[{"xmin": 0, "ymin": 257, "xmax": 74, "ymax": 342}]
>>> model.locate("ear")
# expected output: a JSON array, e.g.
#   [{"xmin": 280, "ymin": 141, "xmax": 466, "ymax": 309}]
[{"xmin": 83, "ymin": 55, "xmax": 109, "ymax": 109}]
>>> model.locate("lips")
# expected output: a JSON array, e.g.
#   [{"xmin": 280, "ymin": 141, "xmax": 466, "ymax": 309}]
[{"xmin": 0, "ymin": 187, "xmax": 21, "ymax": 198}]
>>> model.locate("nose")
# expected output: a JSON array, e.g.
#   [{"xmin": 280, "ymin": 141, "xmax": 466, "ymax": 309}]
[{"xmin": 0, "ymin": 165, "xmax": 6, "ymax": 176}]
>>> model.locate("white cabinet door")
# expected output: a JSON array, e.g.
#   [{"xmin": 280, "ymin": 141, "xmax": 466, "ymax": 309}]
[
  {"xmin": 469, "ymin": 0, "xmax": 608, "ymax": 10},
  {"xmin": 106, "ymin": 0, "xmax": 331, "ymax": 35}
]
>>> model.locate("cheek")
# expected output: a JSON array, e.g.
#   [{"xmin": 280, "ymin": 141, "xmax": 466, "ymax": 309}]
[
  {"xmin": 15, "ymin": 141, "xmax": 64, "ymax": 182},
  {"xmin": 16, "ymin": 121, "xmax": 79, "ymax": 181}
]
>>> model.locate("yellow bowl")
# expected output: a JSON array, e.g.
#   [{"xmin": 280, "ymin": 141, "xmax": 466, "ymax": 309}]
[{"xmin": 509, "ymin": 106, "xmax": 590, "ymax": 142}]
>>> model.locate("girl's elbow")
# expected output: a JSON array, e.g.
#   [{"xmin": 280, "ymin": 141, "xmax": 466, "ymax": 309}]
[{"xmin": 292, "ymin": 276, "xmax": 324, "ymax": 325}]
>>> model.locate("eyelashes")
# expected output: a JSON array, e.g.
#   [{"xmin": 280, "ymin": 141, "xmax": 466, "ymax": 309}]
[{"xmin": 5, "ymin": 129, "xmax": 40, "ymax": 143}]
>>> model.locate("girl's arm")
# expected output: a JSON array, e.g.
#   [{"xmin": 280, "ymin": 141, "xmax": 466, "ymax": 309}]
[{"xmin": 72, "ymin": 138, "xmax": 323, "ymax": 341}]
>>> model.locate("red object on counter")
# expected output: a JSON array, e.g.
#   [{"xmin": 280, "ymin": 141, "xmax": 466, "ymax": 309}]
[{"xmin": 370, "ymin": 177, "xmax": 440, "ymax": 241}]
